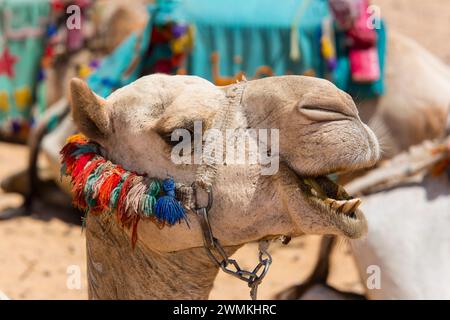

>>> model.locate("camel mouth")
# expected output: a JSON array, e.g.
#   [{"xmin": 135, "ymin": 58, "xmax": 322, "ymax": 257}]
[
  {"xmin": 296, "ymin": 174, "xmax": 367, "ymax": 238},
  {"xmin": 298, "ymin": 175, "xmax": 360, "ymax": 218}
]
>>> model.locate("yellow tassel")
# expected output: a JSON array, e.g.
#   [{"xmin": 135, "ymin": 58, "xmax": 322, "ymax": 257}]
[
  {"xmin": 0, "ymin": 91, "xmax": 8, "ymax": 112},
  {"xmin": 66, "ymin": 133, "xmax": 86, "ymax": 144},
  {"xmin": 321, "ymin": 37, "xmax": 335, "ymax": 60},
  {"xmin": 78, "ymin": 65, "xmax": 92, "ymax": 79},
  {"xmin": 14, "ymin": 87, "xmax": 31, "ymax": 110}
]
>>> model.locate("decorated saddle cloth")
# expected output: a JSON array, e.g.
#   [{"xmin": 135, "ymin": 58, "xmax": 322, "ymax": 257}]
[
  {"xmin": 152, "ymin": 0, "xmax": 386, "ymax": 99},
  {"xmin": 85, "ymin": 3, "xmax": 193, "ymax": 98},
  {"xmin": 86, "ymin": 7, "xmax": 153, "ymax": 98},
  {"xmin": 0, "ymin": 0, "xmax": 50, "ymax": 140},
  {"xmin": 0, "ymin": 0, "xmax": 386, "ymax": 142},
  {"xmin": 88, "ymin": 0, "xmax": 386, "ymax": 100}
]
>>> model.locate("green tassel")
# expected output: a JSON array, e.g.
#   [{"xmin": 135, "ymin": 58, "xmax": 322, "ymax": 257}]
[
  {"xmin": 140, "ymin": 180, "xmax": 161, "ymax": 217},
  {"xmin": 109, "ymin": 172, "xmax": 130, "ymax": 209}
]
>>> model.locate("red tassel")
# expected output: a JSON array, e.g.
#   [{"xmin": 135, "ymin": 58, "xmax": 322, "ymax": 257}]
[
  {"xmin": 72, "ymin": 158, "xmax": 104, "ymax": 209},
  {"xmin": 60, "ymin": 134, "xmax": 159, "ymax": 248},
  {"xmin": 71, "ymin": 153, "xmax": 96, "ymax": 179},
  {"xmin": 61, "ymin": 146, "xmax": 78, "ymax": 174},
  {"xmin": 116, "ymin": 173, "xmax": 136, "ymax": 225},
  {"xmin": 97, "ymin": 170, "xmax": 123, "ymax": 209},
  {"xmin": 131, "ymin": 215, "xmax": 140, "ymax": 249}
]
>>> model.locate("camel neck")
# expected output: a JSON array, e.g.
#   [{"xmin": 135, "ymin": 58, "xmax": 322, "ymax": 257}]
[{"xmin": 85, "ymin": 215, "xmax": 239, "ymax": 299}]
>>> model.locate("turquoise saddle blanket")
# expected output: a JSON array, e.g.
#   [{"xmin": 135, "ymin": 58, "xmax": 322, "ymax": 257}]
[
  {"xmin": 0, "ymin": 0, "xmax": 49, "ymax": 139},
  {"xmin": 0, "ymin": 0, "xmax": 386, "ymax": 140},
  {"xmin": 90, "ymin": 0, "xmax": 386, "ymax": 100},
  {"xmin": 157, "ymin": 0, "xmax": 386, "ymax": 98}
]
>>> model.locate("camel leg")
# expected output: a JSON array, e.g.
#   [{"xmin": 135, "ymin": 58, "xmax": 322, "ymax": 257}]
[
  {"xmin": 24, "ymin": 99, "xmax": 70, "ymax": 209},
  {"xmin": 275, "ymin": 235, "xmax": 334, "ymax": 299},
  {"xmin": 275, "ymin": 235, "xmax": 366, "ymax": 300},
  {"xmin": 0, "ymin": 100, "xmax": 70, "ymax": 220},
  {"xmin": 1, "ymin": 169, "xmax": 29, "ymax": 195}
]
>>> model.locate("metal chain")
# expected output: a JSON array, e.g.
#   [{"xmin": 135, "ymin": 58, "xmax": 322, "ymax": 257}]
[
  {"xmin": 198, "ymin": 216, "xmax": 273, "ymax": 300},
  {"xmin": 193, "ymin": 185, "xmax": 273, "ymax": 300}
]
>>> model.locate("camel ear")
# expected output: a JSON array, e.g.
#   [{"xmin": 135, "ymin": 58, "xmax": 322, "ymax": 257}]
[{"xmin": 70, "ymin": 78, "xmax": 110, "ymax": 141}]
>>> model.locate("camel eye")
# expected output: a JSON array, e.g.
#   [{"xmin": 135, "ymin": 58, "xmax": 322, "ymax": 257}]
[
  {"xmin": 159, "ymin": 126, "xmax": 195, "ymax": 154},
  {"xmin": 161, "ymin": 133, "xmax": 179, "ymax": 147}
]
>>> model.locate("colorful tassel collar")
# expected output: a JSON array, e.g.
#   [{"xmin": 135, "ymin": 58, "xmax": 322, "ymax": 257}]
[{"xmin": 60, "ymin": 134, "xmax": 187, "ymax": 246}]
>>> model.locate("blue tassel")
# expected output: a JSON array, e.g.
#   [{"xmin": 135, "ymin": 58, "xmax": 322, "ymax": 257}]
[{"xmin": 155, "ymin": 178, "xmax": 187, "ymax": 225}]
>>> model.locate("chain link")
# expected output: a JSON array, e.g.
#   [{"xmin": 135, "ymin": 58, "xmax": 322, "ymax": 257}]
[
  {"xmin": 202, "ymin": 234, "xmax": 272, "ymax": 300},
  {"xmin": 193, "ymin": 175, "xmax": 273, "ymax": 300},
  {"xmin": 194, "ymin": 202, "xmax": 272, "ymax": 300}
]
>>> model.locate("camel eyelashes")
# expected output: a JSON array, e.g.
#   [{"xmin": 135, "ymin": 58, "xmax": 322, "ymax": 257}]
[
  {"xmin": 158, "ymin": 125, "xmax": 195, "ymax": 148},
  {"xmin": 161, "ymin": 133, "xmax": 179, "ymax": 147}
]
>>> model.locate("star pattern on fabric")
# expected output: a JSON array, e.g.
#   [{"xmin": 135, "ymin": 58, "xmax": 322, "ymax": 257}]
[{"xmin": 0, "ymin": 48, "xmax": 19, "ymax": 78}]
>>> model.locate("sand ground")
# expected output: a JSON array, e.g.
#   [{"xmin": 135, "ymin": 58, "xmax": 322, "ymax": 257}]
[{"xmin": 1, "ymin": 0, "xmax": 449, "ymax": 299}]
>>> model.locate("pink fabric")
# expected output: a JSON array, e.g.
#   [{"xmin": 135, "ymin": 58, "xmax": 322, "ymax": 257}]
[
  {"xmin": 347, "ymin": 0, "xmax": 377, "ymax": 49},
  {"xmin": 349, "ymin": 47, "xmax": 380, "ymax": 82},
  {"xmin": 346, "ymin": 0, "xmax": 380, "ymax": 82}
]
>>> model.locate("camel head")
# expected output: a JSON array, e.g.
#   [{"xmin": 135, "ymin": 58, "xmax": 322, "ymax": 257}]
[{"xmin": 69, "ymin": 74, "xmax": 379, "ymax": 253}]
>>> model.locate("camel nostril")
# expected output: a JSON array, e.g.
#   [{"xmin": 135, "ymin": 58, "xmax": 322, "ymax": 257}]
[
  {"xmin": 298, "ymin": 105, "xmax": 350, "ymax": 122},
  {"xmin": 297, "ymin": 91, "xmax": 359, "ymax": 121}
]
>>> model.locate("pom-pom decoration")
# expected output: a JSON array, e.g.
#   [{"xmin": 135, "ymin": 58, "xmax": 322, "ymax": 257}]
[{"xmin": 60, "ymin": 134, "xmax": 187, "ymax": 247}]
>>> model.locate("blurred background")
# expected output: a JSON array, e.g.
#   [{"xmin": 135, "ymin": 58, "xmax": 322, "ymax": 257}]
[{"xmin": 0, "ymin": 0, "xmax": 449, "ymax": 299}]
